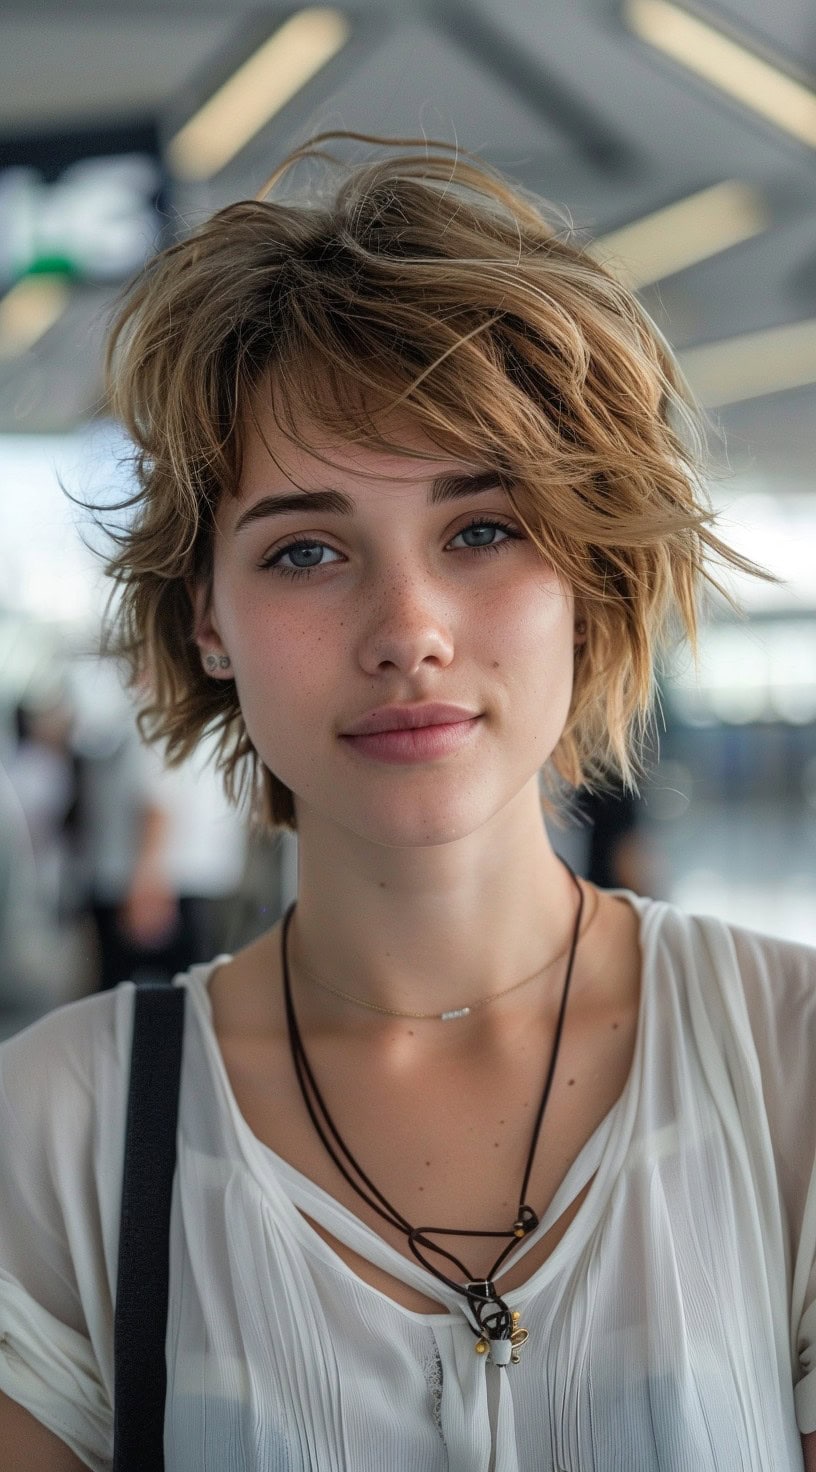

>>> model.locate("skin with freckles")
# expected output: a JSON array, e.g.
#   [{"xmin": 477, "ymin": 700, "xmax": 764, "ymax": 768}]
[{"xmin": 225, "ymin": 465, "xmax": 571, "ymax": 856}]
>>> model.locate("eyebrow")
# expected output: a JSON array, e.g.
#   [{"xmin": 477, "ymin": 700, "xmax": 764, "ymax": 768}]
[{"xmin": 232, "ymin": 470, "xmax": 507, "ymax": 535}]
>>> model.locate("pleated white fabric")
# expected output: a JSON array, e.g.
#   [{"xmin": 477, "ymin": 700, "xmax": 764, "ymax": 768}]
[{"xmin": 1, "ymin": 893, "xmax": 816, "ymax": 1470}]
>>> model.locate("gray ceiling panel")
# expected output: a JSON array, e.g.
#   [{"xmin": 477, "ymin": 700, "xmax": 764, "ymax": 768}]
[
  {"xmin": 0, "ymin": 15, "xmax": 234, "ymax": 131},
  {"xmin": 0, "ymin": 0, "xmax": 813, "ymax": 477}
]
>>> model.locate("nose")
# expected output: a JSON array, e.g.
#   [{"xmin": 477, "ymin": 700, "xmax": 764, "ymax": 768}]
[{"xmin": 355, "ymin": 569, "xmax": 456, "ymax": 676}]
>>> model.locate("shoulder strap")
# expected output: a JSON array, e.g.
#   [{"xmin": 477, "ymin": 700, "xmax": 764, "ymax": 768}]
[{"xmin": 113, "ymin": 982, "xmax": 186, "ymax": 1472}]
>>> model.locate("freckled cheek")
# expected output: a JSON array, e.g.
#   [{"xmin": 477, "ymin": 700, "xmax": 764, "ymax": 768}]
[
  {"xmin": 232, "ymin": 657, "xmax": 334, "ymax": 779},
  {"xmin": 224, "ymin": 595, "xmax": 341, "ymax": 736},
  {"xmin": 217, "ymin": 576, "xmax": 324, "ymax": 664}
]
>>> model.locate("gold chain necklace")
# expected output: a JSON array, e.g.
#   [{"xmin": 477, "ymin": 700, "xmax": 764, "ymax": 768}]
[{"xmin": 292, "ymin": 881, "xmax": 593, "ymax": 1021}]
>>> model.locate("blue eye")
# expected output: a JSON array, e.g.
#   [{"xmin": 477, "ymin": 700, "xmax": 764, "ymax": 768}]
[
  {"xmin": 265, "ymin": 541, "xmax": 336, "ymax": 575},
  {"xmin": 454, "ymin": 519, "xmax": 514, "ymax": 551},
  {"xmin": 260, "ymin": 517, "xmax": 523, "ymax": 580}
]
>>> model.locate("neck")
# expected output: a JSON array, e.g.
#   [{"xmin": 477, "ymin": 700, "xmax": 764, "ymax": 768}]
[{"xmin": 287, "ymin": 784, "xmax": 586, "ymax": 1032}]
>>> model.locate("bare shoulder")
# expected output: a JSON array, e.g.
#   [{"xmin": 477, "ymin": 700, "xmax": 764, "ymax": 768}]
[
  {"xmin": 0, "ymin": 1390, "xmax": 89, "ymax": 1471},
  {"xmin": 204, "ymin": 925, "xmax": 305, "ymax": 1173},
  {"xmin": 207, "ymin": 923, "xmax": 288, "ymax": 1042},
  {"xmin": 572, "ymin": 884, "xmax": 643, "ymax": 1020}
]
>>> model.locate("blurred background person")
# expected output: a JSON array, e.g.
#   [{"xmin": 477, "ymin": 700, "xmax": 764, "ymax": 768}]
[
  {"xmin": 6, "ymin": 693, "xmax": 78, "ymax": 925},
  {"xmin": 69, "ymin": 659, "xmax": 250, "ymax": 989},
  {"xmin": 0, "ymin": 737, "xmax": 57, "ymax": 1036}
]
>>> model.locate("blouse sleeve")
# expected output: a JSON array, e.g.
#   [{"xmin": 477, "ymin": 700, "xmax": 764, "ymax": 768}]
[
  {"xmin": 729, "ymin": 924, "xmax": 816, "ymax": 1434},
  {"xmin": 0, "ymin": 986, "xmax": 132, "ymax": 1470}
]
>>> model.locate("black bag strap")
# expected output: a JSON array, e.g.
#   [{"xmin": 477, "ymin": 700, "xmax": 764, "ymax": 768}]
[{"xmin": 113, "ymin": 982, "xmax": 186, "ymax": 1472}]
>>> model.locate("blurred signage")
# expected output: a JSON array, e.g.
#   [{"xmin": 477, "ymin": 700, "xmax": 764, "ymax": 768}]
[
  {"xmin": 0, "ymin": 124, "xmax": 165, "ymax": 288},
  {"xmin": 0, "ymin": 156, "xmax": 162, "ymax": 286}
]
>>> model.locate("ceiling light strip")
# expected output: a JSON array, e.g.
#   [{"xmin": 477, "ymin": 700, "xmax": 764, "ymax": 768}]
[
  {"xmin": 626, "ymin": 0, "xmax": 816, "ymax": 149},
  {"xmin": 0, "ymin": 274, "xmax": 72, "ymax": 360},
  {"xmin": 593, "ymin": 180, "xmax": 769, "ymax": 288},
  {"xmin": 167, "ymin": 8, "xmax": 352, "ymax": 182},
  {"xmin": 678, "ymin": 319, "xmax": 816, "ymax": 406}
]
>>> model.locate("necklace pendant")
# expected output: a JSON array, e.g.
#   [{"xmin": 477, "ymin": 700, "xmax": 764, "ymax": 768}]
[
  {"xmin": 440, "ymin": 1006, "xmax": 471, "ymax": 1021},
  {"xmin": 510, "ymin": 1311, "xmax": 529, "ymax": 1364},
  {"xmin": 480, "ymin": 1318, "xmax": 529, "ymax": 1368},
  {"xmin": 512, "ymin": 1203, "xmax": 539, "ymax": 1239}
]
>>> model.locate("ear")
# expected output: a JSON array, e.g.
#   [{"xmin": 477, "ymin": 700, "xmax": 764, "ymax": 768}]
[{"xmin": 187, "ymin": 579, "xmax": 233, "ymax": 679}]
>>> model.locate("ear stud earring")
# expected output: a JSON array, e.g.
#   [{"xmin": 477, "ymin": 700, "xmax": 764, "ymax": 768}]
[{"xmin": 205, "ymin": 654, "xmax": 232, "ymax": 672}]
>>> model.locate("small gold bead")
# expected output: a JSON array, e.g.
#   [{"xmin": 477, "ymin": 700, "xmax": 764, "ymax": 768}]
[
  {"xmin": 475, "ymin": 1338, "xmax": 488, "ymax": 1355},
  {"xmin": 512, "ymin": 1311, "xmax": 520, "ymax": 1322},
  {"xmin": 513, "ymin": 1226, "xmax": 525, "ymax": 1238}
]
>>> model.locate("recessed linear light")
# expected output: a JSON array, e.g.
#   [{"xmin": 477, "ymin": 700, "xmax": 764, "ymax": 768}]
[
  {"xmin": 0, "ymin": 274, "xmax": 72, "ymax": 360},
  {"xmin": 677, "ymin": 318, "xmax": 816, "ymax": 406},
  {"xmin": 592, "ymin": 180, "xmax": 769, "ymax": 289},
  {"xmin": 625, "ymin": 0, "xmax": 816, "ymax": 150},
  {"xmin": 167, "ymin": 7, "xmax": 352, "ymax": 182}
]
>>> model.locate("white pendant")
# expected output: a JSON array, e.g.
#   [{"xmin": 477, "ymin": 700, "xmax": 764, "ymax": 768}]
[{"xmin": 440, "ymin": 1006, "xmax": 471, "ymax": 1021}]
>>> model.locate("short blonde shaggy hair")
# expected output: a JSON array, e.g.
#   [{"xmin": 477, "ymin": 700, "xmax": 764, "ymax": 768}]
[{"xmin": 102, "ymin": 129, "xmax": 758, "ymax": 833}]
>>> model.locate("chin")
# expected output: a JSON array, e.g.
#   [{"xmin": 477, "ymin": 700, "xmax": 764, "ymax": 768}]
[{"xmin": 335, "ymin": 788, "xmax": 502, "ymax": 849}]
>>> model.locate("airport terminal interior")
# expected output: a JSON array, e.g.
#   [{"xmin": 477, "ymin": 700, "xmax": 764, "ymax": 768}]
[{"xmin": 1, "ymin": 0, "xmax": 815, "ymax": 1039}]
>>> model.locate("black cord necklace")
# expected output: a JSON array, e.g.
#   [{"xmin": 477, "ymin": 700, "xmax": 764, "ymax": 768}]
[{"xmin": 280, "ymin": 861, "xmax": 585, "ymax": 1368}]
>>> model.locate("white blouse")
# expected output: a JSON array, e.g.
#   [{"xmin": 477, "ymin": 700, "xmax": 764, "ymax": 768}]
[{"xmin": 1, "ymin": 892, "xmax": 815, "ymax": 1471}]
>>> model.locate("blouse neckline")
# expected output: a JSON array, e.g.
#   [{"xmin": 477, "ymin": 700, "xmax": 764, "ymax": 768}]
[{"xmin": 179, "ymin": 888, "xmax": 659, "ymax": 1322}]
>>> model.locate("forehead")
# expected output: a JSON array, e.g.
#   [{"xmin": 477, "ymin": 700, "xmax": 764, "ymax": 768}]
[{"xmin": 237, "ymin": 390, "xmax": 476, "ymax": 499}]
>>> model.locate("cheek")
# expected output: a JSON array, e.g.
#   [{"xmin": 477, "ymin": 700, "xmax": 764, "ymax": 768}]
[
  {"xmin": 216, "ymin": 571, "xmax": 320, "ymax": 672},
  {"xmin": 223, "ymin": 592, "xmax": 339, "ymax": 754},
  {"xmin": 482, "ymin": 572, "xmax": 574, "ymax": 665},
  {"xmin": 492, "ymin": 583, "xmax": 576, "ymax": 733}
]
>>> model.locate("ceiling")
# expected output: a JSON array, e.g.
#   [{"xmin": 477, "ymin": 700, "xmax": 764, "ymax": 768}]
[{"xmin": 0, "ymin": 0, "xmax": 815, "ymax": 481}]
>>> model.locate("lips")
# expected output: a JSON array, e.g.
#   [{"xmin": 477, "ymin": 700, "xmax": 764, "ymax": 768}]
[
  {"xmin": 340, "ymin": 716, "xmax": 482, "ymax": 764},
  {"xmin": 341, "ymin": 703, "xmax": 481, "ymax": 736}
]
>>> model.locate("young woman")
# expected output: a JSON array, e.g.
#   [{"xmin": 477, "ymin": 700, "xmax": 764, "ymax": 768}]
[{"xmin": 1, "ymin": 131, "xmax": 815, "ymax": 1471}]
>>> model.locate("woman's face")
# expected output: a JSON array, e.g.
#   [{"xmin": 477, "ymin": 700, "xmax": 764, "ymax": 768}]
[{"xmin": 197, "ymin": 400, "xmax": 578, "ymax": 847}]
